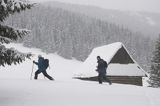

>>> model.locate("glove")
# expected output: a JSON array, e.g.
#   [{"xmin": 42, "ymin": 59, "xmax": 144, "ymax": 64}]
[
  {"xmin": 95, "ymin": 69, "xmax": 98, "ymax": 72},
  {"xmin": 33, "ymin": 60, "xmax": 35, "ymax": 63}
]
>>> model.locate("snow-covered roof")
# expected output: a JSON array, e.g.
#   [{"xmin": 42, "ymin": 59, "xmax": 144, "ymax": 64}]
[{"xmin": 80, "ymin": 42, "xmax": 146, "ymax": 77}]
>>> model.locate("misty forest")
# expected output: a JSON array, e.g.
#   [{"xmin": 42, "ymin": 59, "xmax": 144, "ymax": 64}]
[{"xmin": 4, "ymin": 3, "xmax": 156, "ymax": 72}]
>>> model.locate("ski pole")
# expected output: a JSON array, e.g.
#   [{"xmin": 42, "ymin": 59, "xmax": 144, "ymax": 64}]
[{"xmin": 30, "ymin": 63, "xmax": 34, "ymax": 80}]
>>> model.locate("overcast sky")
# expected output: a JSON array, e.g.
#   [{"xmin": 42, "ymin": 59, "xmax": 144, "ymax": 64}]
[{"xmin": 31, "ymin": 0, "xmax": 160, "ymax": 13}]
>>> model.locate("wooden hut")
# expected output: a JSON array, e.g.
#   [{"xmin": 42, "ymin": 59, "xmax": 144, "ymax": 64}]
[{"xmin": 79, "ymin": 42, "xmax": 146, "ymax": 86}]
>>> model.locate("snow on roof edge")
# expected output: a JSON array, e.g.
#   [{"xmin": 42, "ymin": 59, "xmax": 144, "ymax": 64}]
[{"xmin": 86, "ymin": 42, "xmax": 123, "ymax": 64}]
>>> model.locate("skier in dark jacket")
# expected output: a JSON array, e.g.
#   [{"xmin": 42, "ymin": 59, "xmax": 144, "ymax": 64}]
[
  {"xmin": 96, "ymin": 56, "xmax": 112, "ymax": 84},
  {"xmin": 33, "ymin": 55, "xmax": 54, "ymax": 80}
]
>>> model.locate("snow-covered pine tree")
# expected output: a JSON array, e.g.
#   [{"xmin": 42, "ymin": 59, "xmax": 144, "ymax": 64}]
[
  {"xmin": 0, "ymin": 0, "xmax": 33, "ymax": 66},
  {"xmin": 149, "ymin": 34, "xmax": 160, "ymax": 87}
]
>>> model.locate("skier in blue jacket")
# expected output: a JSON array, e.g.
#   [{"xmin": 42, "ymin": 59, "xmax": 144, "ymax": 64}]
[{"xmin": 33, "ymin": 55, "xmax": 54, "ymax": 80}]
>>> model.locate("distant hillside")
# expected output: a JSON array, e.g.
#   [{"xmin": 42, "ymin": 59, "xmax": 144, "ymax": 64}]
[
  {"xmin": 43, "ymin": 1, "xmax": 160, "ymax": 38},
  {"xmin": 4, "ymin": 4, "xmax": 154, "ymax": 71}
]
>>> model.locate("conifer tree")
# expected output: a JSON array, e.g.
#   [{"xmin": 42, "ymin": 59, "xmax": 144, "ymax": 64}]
[
  {"xmin": 0, "ymin": 0, "xmax": 33, "ymax": 66},
  {"xmin": 149, "ymin": 34, "xmax": 160, "ymax": 87}
]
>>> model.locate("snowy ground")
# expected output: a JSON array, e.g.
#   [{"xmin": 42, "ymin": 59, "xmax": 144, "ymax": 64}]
[{"xmin": 0, "ymin": 43, "xmax": 160, "ymax": 106}]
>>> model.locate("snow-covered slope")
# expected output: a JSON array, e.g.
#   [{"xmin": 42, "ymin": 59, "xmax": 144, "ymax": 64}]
[
  {"xmin": 0, "ymin": 43, "xmax": 160, "ymax": 106},
  {"xmin": 1, "ymin": 43, "xmax": 83, "ymax": 80}
]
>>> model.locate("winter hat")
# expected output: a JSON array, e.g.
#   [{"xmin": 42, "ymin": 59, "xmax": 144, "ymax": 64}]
[
  {"xmin": 38, "ymin": 55, "xmax": 42, "ymax": 58},
  {"xmin": 97, "ymin": 56, "xmax": 101, "ymax": 59}
]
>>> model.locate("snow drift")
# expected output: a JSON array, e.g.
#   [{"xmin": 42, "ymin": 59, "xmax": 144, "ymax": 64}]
[{"xmin": 0, "ymin": 43, "xmax": 160, "ymax": 106}]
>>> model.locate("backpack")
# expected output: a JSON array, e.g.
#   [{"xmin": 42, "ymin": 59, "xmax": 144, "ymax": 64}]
[
  {"xmin": 43, "ymin": 59, "xmax": 49, "ymax": 69},
  {"xmin": 103, "ymin": 60, "xmax": 108, "ymax": 68}
]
